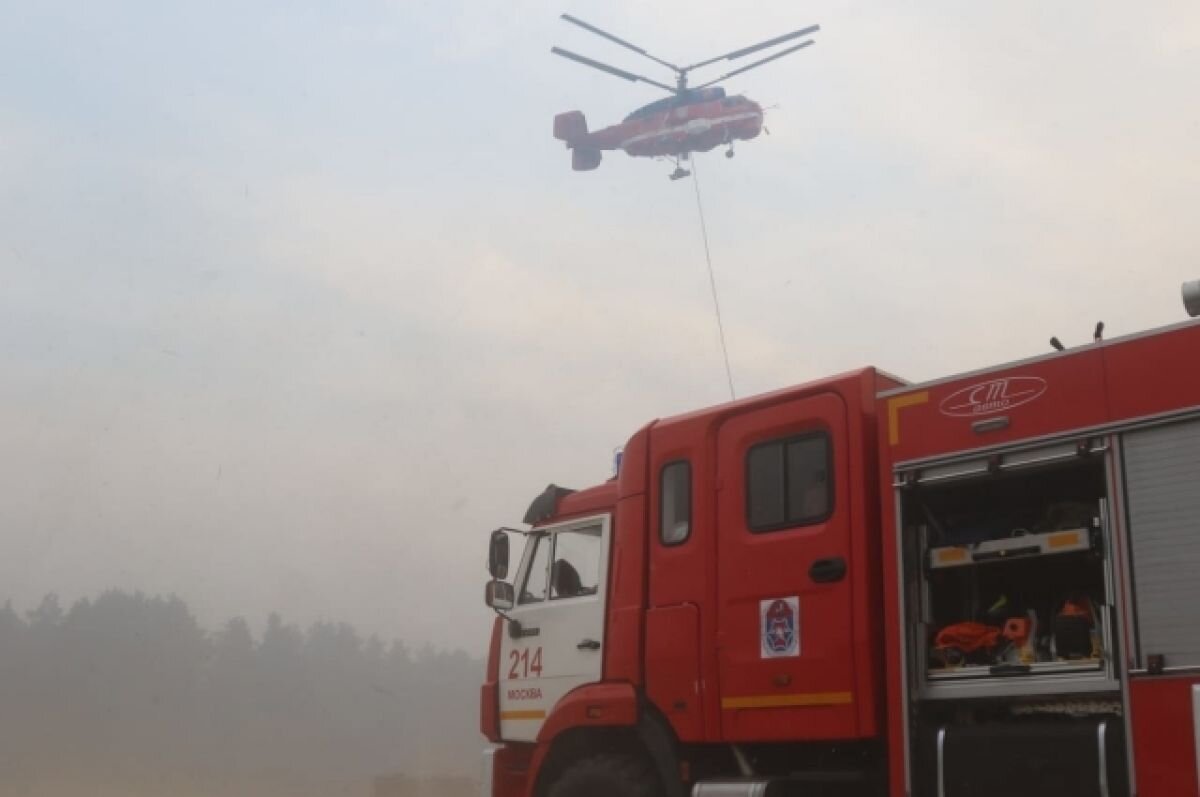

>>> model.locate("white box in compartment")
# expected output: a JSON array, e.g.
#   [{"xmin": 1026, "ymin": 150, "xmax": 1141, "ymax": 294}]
[{"xmin": 928, "ymin": 527, "xmax": 1092, "ymax": 570}]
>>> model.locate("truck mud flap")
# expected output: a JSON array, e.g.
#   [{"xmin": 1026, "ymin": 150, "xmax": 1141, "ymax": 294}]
[{"xmin": 918, "ymin": 719, "xmax": 1128, "ymax": 797}]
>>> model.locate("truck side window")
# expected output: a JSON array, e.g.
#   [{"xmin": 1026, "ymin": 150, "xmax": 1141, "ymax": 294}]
[
  {"xmin": 550, "ymin": 526, "xmax": 601, "ymax": 599},
  {"xmin": 746, "ymin": 432, "xmax": 831, "ymax": 532},
  {"xmin": 519, "ymin": 535, "xmax": 550, "ymax": 604},
  {"xmin": 660, "ymin": 460, "xmax": 692, "ymax": 545}
]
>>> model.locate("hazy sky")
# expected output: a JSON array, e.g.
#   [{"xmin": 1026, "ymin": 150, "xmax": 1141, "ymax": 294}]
[{"xmin": 3, "ymin": 1, "xmax": 1199, "ymax": 651}]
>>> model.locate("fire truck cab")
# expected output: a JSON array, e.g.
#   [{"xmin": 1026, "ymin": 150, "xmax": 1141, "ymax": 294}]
[{"xmin": 480, "ymin": 282, "xmax": 1200, "ymax": 797}]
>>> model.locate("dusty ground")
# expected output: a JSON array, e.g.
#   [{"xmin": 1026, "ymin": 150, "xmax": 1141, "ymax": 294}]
[{"xmin": 373, "ymin": 774, "xmax": 478, "ymax": 797}]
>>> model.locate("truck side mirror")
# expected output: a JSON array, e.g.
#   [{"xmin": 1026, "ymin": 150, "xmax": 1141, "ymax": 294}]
[
  {"xmin": 488, "ymin": 529, "xmax": 510, "ymax": 580},
  {"xmin": 485, "ymin": 580, "xmax": 515, "ymax": 612}
]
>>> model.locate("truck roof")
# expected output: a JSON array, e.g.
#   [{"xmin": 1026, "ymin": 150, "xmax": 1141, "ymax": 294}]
[
  {"xmin": 653, "ymin": 367, "xmax": 891, "ymax": 431},
  {"xmin": 531, "ymin": 481, "xmax": 619, "ymax": 528},
  {"xmin": 877, "ymin": 316, "xmax": 1200, "ymax": 400}
]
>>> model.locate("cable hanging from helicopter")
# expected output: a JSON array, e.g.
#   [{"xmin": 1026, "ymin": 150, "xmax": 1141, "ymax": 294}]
[{"xmin": 550, "ymin": 14, "xmax": 819, "ymax": 180}]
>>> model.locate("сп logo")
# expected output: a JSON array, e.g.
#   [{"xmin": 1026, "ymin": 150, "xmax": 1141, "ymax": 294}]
[{"xmin": 939, "ymin": 376, "xmax": 1047, "ymax": 418}]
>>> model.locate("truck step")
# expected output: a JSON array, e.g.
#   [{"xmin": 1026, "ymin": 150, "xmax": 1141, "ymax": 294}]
[{"xmin": 692, "ymin": 772, "xmax": 869, "ymax": 797}]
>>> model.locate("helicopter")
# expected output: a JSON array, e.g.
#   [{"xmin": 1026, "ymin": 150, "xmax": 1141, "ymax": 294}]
[{"xmin": 551, "ymin": 14, "xmax": 820, "ymax": 180}]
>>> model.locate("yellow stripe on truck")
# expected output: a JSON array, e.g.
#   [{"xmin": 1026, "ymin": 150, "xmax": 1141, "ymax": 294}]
[
  {"xmin": 500, "ymin": 709, "xmax": 547, "ymax": 721},
  {"xmin": 721, "ymin": 691, "xmax": 853, "ymax": 710},
  {"xmin": 887, "ymin": 391, "xmax": 930, "ymax": 446}
]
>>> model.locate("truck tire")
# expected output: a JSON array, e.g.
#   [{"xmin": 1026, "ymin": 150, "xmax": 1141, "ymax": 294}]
[{"xmin": 546, "ymin": 753, "xmax": 662, "ymax": 797}]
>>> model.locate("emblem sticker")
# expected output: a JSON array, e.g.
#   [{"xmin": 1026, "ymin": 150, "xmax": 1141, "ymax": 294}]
[
  {"xmin": 760, "ymin": 597, "xmax": 800, "ymax": 658},
  {"xmin": 939, "ymin": 376, "xmax": 1047, "ymax": 418}
]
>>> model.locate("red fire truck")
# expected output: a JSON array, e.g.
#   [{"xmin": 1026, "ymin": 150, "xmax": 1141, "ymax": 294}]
[{"xmin": 480, "ymin": 282, "xmax": 1200, "ymax": 797}]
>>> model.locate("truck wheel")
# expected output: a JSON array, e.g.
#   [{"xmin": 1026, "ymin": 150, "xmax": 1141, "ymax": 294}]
[{"xmin": 547, "ymin": 753, "xmax": 662, "ymax": 797}]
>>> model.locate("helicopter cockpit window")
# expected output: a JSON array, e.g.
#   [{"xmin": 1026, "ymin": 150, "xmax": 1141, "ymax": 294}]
[{"xmin": 625, "ymin": 95, "xmax": 678, "ymax": 121}]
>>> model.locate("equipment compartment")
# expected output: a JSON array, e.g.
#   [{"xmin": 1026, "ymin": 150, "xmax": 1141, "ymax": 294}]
[{"xmin": 899, "ymin": 447, "xmax": 1118, "ymax": 698}]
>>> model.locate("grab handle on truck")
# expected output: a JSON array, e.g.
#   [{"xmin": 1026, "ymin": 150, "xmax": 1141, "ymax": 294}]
[{"xmin": 809, "ymin": 557, "xmax": 847, "ymax": 583}]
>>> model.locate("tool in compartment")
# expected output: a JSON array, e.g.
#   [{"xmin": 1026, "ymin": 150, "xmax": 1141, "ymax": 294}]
[
  {"xmin": 930, "ymin": 621, "xmax": 1002, "ymax": 669},
  {"xmin": 1053, "ymin": 595, "xmax": 1099, "ymax": 660}
]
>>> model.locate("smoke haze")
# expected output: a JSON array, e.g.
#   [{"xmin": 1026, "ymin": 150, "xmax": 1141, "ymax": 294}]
[{"xmin": 2, "ymin": 0, "xmax": 1199, "ymax": 790}]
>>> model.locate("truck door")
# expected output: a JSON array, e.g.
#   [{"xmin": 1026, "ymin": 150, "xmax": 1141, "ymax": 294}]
[
  {"xmin": 715, "ymin": 392, "xmax": 859, "ymax": 741},
  {"xmin": 498, "ymin": 514, "xmax": 610, "ymax": 743}
]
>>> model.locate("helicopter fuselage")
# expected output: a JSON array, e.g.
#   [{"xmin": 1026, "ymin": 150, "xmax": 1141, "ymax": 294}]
[
  {"xmin": 555, "ymin": 93, "xmax": 763, "ymax": 166},
  {"xmin": 550, "ymin": 15, "xmax": 816, "ymax": 173}
]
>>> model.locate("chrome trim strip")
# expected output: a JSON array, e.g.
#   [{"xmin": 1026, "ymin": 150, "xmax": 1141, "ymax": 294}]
[
  {"xmin": 971, "ymin": 416, "xmax": 1010, "ymax": 434},
  {"xmin": 1017, "ymin": 446, "xmax": 1110, "ymax": 468},
  {"xmin": 896, "ymin": 442, "xmax": 1113, "ymax": 488},
  {"xmin": 936, "ymin": 727, "xmax": 947, "ymax": 797},
  {"xmin": 1097, "ymin": 721, "xmax": 1110, "ymax": 797},
  {"xmin": 691, "ymin": 783, "xmax": 769, "ymax": 797},
  {"xmin": 919, "ymin": 673, "xmax": 1118, "ymax": 701},
  {"xmin": 1130, "ymin": 665, "xmax": 1200, "ymax": 676},
  {"xmin": 894, "ymin": 488, "xmax": 914, "ymax": 796},
  {"xmin": 900, "ymin": 468, "xmax": 987, "ymax": 487},
  {"xmin": 1100, "ymin": 497, "xmax": 1116, "ymax": 609},
  {"xmin": 876, "ymin": 316, "xmax": 1200, "ymax": 400},
  {"xmin": 1107, "ymin": 436, "xmax": 1139, "ymax": 790}
]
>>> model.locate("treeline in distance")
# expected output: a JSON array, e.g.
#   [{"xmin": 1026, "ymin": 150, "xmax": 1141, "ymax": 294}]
[{"xmin": 0, "ymin": 590, "xmax": 482, "ymax": 794}]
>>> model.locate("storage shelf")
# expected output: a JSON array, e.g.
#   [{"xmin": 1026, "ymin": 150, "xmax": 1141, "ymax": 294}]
[
  {"xmin": 928, "ymin": 527, "xmax": 1093, "ymax": 570},
  {"xmin": 928, "ymin": 658, "xmax": 1103, "ymax": 681},
  {"xmin": 919, "ymin": 667, "xmax": 1117, "ymax": 701}
]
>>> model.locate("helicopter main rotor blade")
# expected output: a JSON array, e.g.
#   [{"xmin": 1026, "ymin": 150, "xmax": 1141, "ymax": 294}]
[
  {"xmin": 692, "ymin": 39, "xmax": 815, "ymax": 90},
  {"xmin": 560, "ymin": 14, "xmax": 680, "ymax": 73},
  {"xmin": 683, "ymin": 24, "xmax": 820, "ymax": 72},
  {"xmin": 550, "ymin": 47, "xmax": 678, "ymax": 93}
]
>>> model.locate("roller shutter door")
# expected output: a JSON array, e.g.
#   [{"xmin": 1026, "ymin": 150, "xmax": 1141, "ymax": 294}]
[{"xmin": 1123, "ymin": 418, "xmax": 1200, "ymax": 666}]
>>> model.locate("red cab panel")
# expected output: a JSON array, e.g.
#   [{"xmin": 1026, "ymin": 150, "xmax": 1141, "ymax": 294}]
[
  {"xmin": 1103, "ymin": 321, "xmax": 1200, "ymax": 421},
  {"xmin": 605, "ymin": 492, "xmax": 648, "ymax": 685},
  {"xmin": 714, "ymin": 391, "xmax": 862, "ymax": 741},
  {"xmin": 1129, "ymin": 675, "xmax": 1200, "ymax": 796},
  {"xmin": 645, "ymin": 604, "xmax": 704, "ymax": 741},
  {"xmin": 536, "ymin": 681, "xmax": 639, "ymax": 743}
]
